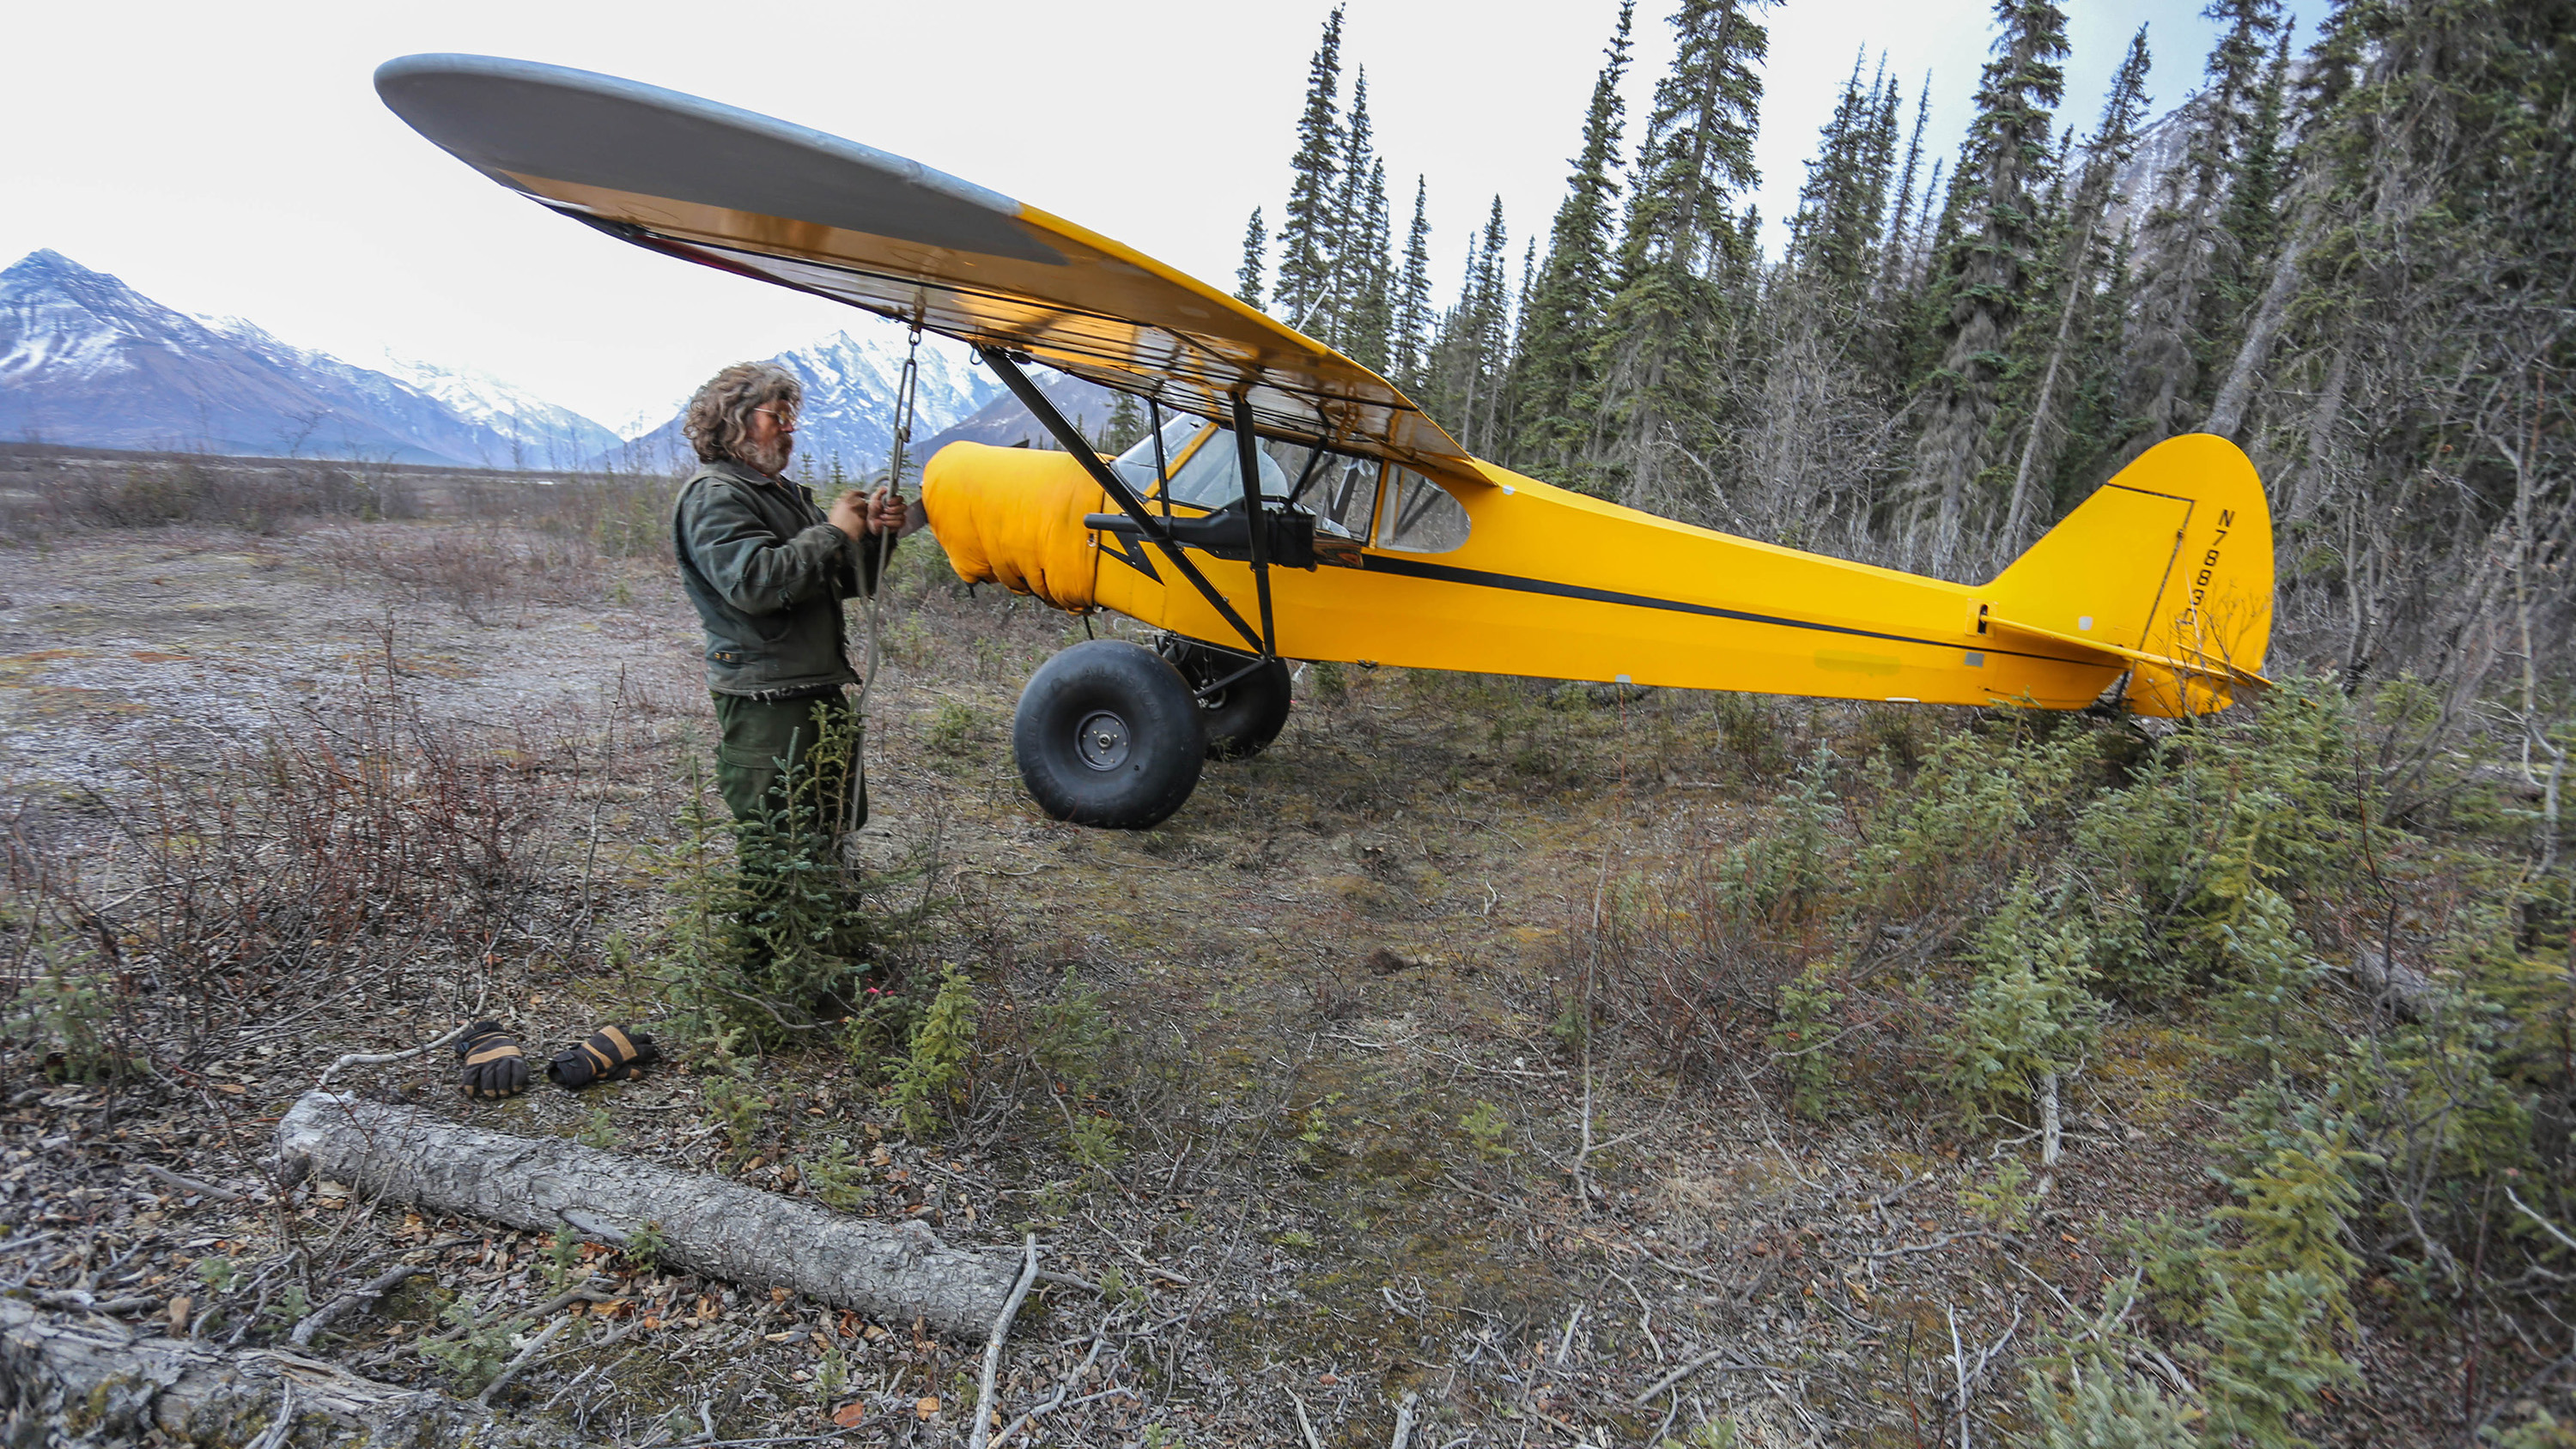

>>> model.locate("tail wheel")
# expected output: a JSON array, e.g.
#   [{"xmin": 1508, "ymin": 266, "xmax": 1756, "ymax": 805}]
[
  {"xmin": 1159, "ymin": 638, "xmax": 1294, "ymax": 761},
  {"xmin": 1013, "ymin": 640, "xmax": 1206, "ymax": 828}
]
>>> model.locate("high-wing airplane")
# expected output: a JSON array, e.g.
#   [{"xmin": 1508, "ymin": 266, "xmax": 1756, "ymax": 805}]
[{"xmin": 377, "ymin": 55, "xmax": 2275, "ymax": 830}]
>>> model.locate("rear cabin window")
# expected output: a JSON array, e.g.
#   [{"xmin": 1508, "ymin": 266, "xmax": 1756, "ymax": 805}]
[{"xmin": 1375, "ymin": 469, "xmax": 1472, "ymax": 553}]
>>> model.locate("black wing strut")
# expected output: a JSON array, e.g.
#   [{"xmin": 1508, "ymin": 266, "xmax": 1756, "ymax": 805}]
[{"xmin": 975, "ymin": 349, "xmax": 1268, "ymax": 656}]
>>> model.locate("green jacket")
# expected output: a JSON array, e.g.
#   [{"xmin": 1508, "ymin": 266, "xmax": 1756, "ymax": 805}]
[{"xmin": 671, "ymin": 458, "xmax": 886, "ymax": 695}]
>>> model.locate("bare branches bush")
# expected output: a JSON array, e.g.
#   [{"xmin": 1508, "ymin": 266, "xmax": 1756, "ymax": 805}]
[{"xmin": 0, "ymin": 668, "xmax": 596, "ymax": 1082}]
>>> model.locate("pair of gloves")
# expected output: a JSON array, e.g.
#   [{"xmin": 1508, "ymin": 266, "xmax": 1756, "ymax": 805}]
[{"xmin": 456, "ymin": 1022, "xmax": 657, "ymax": 1100}]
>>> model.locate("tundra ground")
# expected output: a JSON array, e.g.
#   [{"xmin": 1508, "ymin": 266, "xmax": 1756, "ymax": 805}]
[{"xmin": 2, "ymin": 506, "xmax": 2563, "ymax": 1447}]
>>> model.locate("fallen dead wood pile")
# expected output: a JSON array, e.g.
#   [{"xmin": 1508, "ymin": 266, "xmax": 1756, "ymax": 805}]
[
  {"xmin": 0, "ymin": 1298, "xmax": 575, "ymax": 1448},
  {"xmin": 273, "ymin": 1091, "xmax": 1020, "ymax": 1339}
]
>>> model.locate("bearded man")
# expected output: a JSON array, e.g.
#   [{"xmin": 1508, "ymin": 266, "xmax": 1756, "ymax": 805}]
[{"xmin": 671, "ymin": 361, "xmax": 906, "ymax": 831}]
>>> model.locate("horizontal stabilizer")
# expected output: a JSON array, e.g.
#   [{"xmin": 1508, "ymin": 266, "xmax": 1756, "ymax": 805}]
[{"xmin": 1984, "ymin": 615, "xmax": 2273, "ymax": 691}]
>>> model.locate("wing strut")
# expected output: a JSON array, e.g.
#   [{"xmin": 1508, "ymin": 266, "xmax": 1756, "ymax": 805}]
[
  {"xmin": 975, "ymin": 348, "xmax": 1267, "ymax": 656},
  {"xmin": 1230, "ymin": 391, "xmax": 1279, "ymax": 659}
]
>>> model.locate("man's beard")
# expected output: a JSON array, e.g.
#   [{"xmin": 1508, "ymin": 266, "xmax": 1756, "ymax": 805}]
[{"xmin": 739, "ymin": 434, "xmax": 793, "ymax": 476}]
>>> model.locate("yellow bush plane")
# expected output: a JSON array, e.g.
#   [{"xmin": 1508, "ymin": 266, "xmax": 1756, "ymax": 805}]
[{"xmin": 377, "ymin": 55, "xmax": 2275, "ymax": 828}]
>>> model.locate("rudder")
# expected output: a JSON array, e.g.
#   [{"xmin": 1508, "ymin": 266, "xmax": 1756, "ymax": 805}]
[{"xmin": 1984, "ymin": 433, "xmax": 2274, "ymax": 716}]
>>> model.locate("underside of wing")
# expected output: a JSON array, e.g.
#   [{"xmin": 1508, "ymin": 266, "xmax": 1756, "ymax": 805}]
[{"xmin": 374, "ymin": 53, "xmax": 1473, "ymax": 476}]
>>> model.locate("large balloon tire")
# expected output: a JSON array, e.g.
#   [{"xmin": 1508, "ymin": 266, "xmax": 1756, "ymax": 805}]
[
  {"xmin": 1160, "ymin": 640, "xmax": 1294, "ymax": 761},
  {"xmin": 1013, "ymin": 640, "xmax": 1207, "ymax": 828}
]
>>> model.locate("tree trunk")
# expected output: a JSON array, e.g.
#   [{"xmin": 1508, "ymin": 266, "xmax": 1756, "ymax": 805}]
[
  {"xmin": 272, "ymin": 1092, "xmax": 1019, "ymax": 1340},
  {"xmin": 2205, "ymin": 227, "xmax": 2312, "ymax": 439},
  {"xmin": 0, "ymin": 1298, "xmax": 575, "ymax": 1448}
]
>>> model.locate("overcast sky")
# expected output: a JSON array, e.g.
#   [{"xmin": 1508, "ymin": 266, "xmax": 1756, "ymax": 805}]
[{"xmin": 1, "ymin": 1, "xmax": 2315, "ymax": 433}]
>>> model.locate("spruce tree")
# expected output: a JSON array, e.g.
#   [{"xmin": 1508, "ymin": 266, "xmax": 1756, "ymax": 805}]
[
  {"xmin": 1340, "ymin": 160, "xmax": 1395, "ymax": 373},
  {"xmin": 1996, "ymin": 23, "xmax": 2152, "ymax": 553},
  {"xmin": 1099, "ymin": 392, "xmax": 1145, "ymax": 454},
  {"xmin": 2054, "ymin": 218, "xmax": 2138, "ymax": 493},
  {"xmin": 1788, "ymin": 50, "xmax": 1896, "ymax": 298},
  {"xmin": 1912, "ymin": 155, "xmax": 1951, "ymax": 284},
  {"xmin": 1392, "ymin": 178, "xmax": 1437, "ymax": 394},
  {"xmin": 1590, "ymin": 0, "xmax": 1772, "ymax": 509},
  {"xmin": 2202, "ymin": 27, "xmax": 2295, "ymax": 391},
  {"xmin": 1476, "ymin": 202, "xmax": 1514, "ymax": 455},
  {"xmin": 1510, "ymin": 0, "xmax": 1635, "ymax": 478},
  {"xmin": 1495, "ymin": 236, "xmax": 1538, "ymax": 463},
  {"xmin": 1899, "ymin": 0, "xmax": 2068, "ymax": 576},
  {"xmin": 1273, "ymin": 6, "xmax": 1346, "ymax": 328},
  {"xmin": 1431, "ymin": 198, "xmax": 1514, "ymax": 455},
  {"xmin": 1877, "ymin": 74, "xmax": 1933, "ymax": 308},
  {"xmin": 1887, "ymin": 153, "xmax": 1957, "ymax": 377},
  {"xmin": 1236, "ymin": 208, "xmax": 1267, "ymax": 308},
  {"xmin": 1315, "ymin": 67, "xmax": 1377, "ymax": 347},
  {"xmin": 2123, "ymin": 0, "xmax": 2283, "ymax": 446},
  {"xmin": 1424, "ymin": 237, "xmax": 1480, "ymax": 436},
  {"xmin": 2202, "ymin": 27, "xmax": 2305, "ymax": 438}
]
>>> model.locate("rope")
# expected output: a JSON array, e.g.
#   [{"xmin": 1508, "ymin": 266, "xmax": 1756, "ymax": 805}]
[{"xmin": 841, "ymin": 325, "xmax": 921, "ymax": 851}]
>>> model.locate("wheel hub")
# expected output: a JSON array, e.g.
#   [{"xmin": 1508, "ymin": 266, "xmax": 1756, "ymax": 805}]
[{"xmin": 1073, "ymin": 710, "xmax": 1132, "ymax": 771}]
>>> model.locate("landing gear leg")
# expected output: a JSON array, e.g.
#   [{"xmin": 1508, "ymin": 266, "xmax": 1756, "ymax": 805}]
[{"xmin": 1157, "ymin": 636, "xmax": 1293, "ymax": 761}]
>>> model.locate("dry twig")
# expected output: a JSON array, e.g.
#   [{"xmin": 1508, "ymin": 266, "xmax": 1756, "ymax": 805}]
[
  {"xmin": 967, "ymin": 1235, "xmax": 1041, "ymax": 1449},
  {"xmin": 319, "ymin": 1021, "xmax": 472, "ymax": 1087}
]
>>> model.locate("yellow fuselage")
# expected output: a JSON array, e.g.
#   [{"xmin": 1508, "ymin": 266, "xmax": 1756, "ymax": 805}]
[{"xmin": 920, "ymin": 431, "xmax": 2272, "ymax": 717}]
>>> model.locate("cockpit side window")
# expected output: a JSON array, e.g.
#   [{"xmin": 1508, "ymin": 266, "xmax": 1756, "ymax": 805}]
[
  {"xmin": 1159, "ymin": 427, "xmax": 1280, "ymax": 506},
  {"xmin": 1375, "ymin": 469, "xmax": 1472, "ymax": 553},
  {"xmin": 1297, "ymin": 452, "xmax": 1381, "ymax": 539},
  {"xmin": 1151, "ymin": 427, "xmax": 1336, "ymax": 509},
  {"xmin": 1111, "ymin": 421, "xmax": 1385, "ymax": 541}
]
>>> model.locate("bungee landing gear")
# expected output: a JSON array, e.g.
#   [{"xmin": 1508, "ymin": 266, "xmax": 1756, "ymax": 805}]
[{"xmin": 1157, "ymin": 636, "xmax": 1293, "ymax": 761}]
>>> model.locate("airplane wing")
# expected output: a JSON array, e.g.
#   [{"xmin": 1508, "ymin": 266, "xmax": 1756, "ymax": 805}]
[{"xmin": 374, "ymin": 53, "xmax": 1475, "ymax": 477}]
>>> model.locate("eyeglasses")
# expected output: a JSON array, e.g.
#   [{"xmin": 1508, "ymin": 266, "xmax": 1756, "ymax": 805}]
[{"xmin": 753, "ymin": 406, "xmax": 797, "ymax": 427}]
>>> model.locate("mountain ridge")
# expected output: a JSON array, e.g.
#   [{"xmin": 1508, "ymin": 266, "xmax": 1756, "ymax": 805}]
[
  {"xmin": 592, "ymin": 330, "xmax": 1003, "ymax": 480},
  {"xmin": 0, "ymin": 251, "xmax": 619, "ymax": 469}
]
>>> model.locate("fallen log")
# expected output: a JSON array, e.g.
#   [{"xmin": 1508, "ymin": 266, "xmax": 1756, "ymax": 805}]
[
  {"xmin": 0, "ymin": 1298, "xmax": 574, "ymax": 1447},
  {"xmin": 272, "ymin": 1091, "xmax": 1018, "ymax": 1339}
]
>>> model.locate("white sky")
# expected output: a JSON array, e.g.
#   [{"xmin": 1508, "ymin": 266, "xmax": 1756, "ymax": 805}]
[{"xmin": 0, "ymin": 1, "xmax": 2313, "ymax": 433}]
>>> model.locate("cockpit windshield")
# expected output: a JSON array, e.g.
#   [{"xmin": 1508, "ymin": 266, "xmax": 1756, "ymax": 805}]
[
  {"xmin": 1110, "ymin": 414, "xmax": 1210, "ymax": 495},
  {"xmin": 1156, "ymin": 427, "xmax": 1291, "ymax": 507}
]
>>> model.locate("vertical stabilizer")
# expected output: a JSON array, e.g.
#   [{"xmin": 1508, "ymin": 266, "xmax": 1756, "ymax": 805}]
[{"xmin": 1984, "ymin": 433, "xmax": 2274, "ymax": 716}]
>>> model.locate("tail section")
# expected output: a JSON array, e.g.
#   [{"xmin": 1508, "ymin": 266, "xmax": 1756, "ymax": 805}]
[{"xmin": 1983, "ymin": 433, "xmax": 2275, "ymax": 717}]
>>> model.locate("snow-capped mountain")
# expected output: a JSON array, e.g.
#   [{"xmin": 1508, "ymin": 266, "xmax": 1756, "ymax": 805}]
[
  {"xmin": 0, "ymin": 251, "xmax": 617, "ymax": 468},
  {"xmin": 372, "ymin": 350, "xmax": 623, "ymax": 470},
  {"xmin": 916, "ymin": 367, "xmax": 1140, "ymax": 456},
  {"xmin": 598, "ymin": 328, "xmax": 1002, "ymax": 480}
]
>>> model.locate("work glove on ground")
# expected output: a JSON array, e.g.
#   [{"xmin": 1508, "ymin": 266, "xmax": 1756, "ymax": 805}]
[
  {"xmin": 547, "ymin": 1025, "xmax": 658, "ymax": 1089},
  {"xmin": 455, "ymin": 1021, "xmax": 530, "ymax": 1099}
]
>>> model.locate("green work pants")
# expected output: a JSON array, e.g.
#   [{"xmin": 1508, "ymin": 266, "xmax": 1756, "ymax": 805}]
[{"xmin": 712, "ymin": 690, "xmax": 866, "ymax": 834}]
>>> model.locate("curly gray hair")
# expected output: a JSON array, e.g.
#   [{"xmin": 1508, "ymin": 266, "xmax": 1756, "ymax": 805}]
[{"xmin": 681, "ymin": 362, "xmax": 804, "ymax": 465}]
